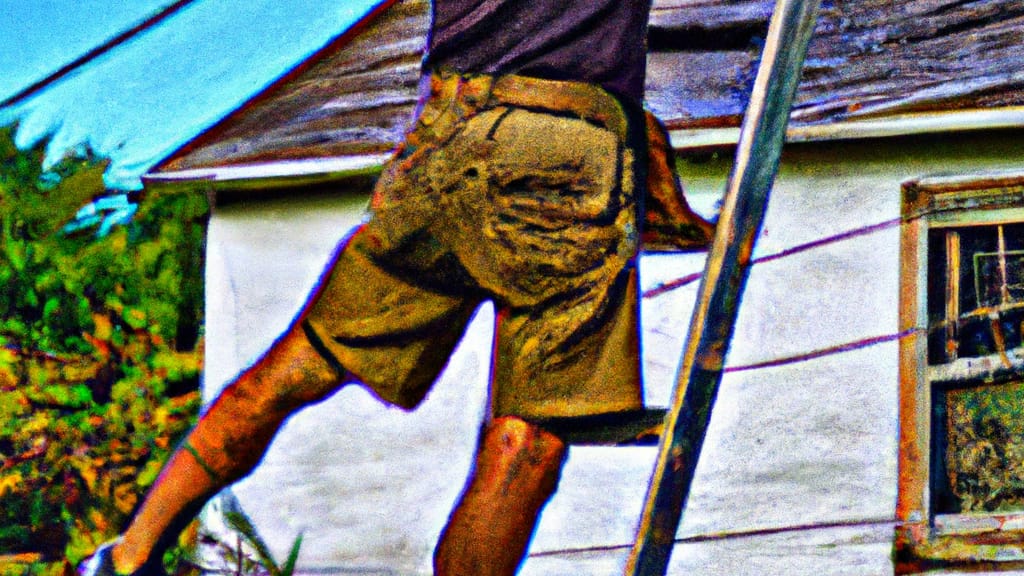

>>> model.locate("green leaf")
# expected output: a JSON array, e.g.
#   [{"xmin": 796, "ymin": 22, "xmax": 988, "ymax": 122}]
[
  {"xmin": 281, "ymin": 533, "xmax": 303, "ymax": 576},
  {"xmin": 135, "ymin": 459, "xmax": 163, "ymax": 488},
  {"xmin": 21, "ymin": 159, "xmax": 109, "ymax": 239},
  {"xmin": 123, "ymin": 307, "xmax": 147, "ymax": 330},
  {"xmin": 24, "ymin": 288, "xmax": 38, "ymax": 308},
  {"xmin": 43, "ymin": 297, "xmax": 60, "ymax": 317},
  {"xmin": 26, "ymin": 384, "xmax": 93, "ymax": 409},
  {"xmin": 0, "ymin": 523, "xmax": 30, "ymax": 543},
  {"xmin": 225, "ymin": 510, "xmax": 280, "ymax": 576},
  {"xmin": 6, "ymin": 241, "xmax": 25, "ymax": 271}
]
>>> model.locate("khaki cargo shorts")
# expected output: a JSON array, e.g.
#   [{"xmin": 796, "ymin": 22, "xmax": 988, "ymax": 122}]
[{"xmin": 302, "ymin": 70, "xmax": 643, "ymax": 420}]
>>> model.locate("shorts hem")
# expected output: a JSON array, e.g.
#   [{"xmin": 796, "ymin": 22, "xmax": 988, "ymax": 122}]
[
  {"xmin": 494, "ymin": 398, "xmax": 644, "ymax": 421},
  {"xmin": 301, "ymin": 317, "xmax": 429, "ymax": 411}
]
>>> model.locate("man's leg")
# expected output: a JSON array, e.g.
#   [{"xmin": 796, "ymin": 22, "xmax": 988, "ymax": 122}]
[
  {"xmin": 434, "ymin": 416, "xmax": 568, "ymax": 576},
  {"xmin": 108, "ymin": 322, "xmax": 348, "ymax": 574}
]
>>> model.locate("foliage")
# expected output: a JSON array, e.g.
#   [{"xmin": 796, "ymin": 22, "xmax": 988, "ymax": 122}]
[
  {"xmin": 224, "ymin": 511, "xmax": 303, "ymax": 576},
  {"xmin": 0, "ymin": 125, "xmax": 207, "ymax": 571},
  {"xmin": 186, "ymin": 505, "xmax": 303, "ymax": 576}
]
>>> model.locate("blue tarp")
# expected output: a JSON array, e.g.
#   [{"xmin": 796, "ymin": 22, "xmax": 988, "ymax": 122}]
[
  {"xmin": 0, "ymin": 0, "xmax": 185, "ymax": 103},
  {"xmin": 1, "ymin": 0, "xmax": 385, "ymax": 190}
]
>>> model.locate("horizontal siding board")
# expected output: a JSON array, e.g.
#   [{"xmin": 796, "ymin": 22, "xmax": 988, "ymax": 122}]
[
  {"xmin": 161, "ymin": 0, "xmax": 1024, "ymax": 172},
  {"xmin": 521, "ymin": 522, "xmax": 896, "ymax": 576},
  {"xmin": 728, "ymin": 229, "xmax": 901, "ymax": 368},
  {"xmin": 674, "ymin": 343, "xmax": 901, "ymax": 539}
]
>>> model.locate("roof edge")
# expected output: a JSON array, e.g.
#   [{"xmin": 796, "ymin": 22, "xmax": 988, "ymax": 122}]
[
  {"xmin": 670, "ymin": 107, "xmax": 1024, "ymax": 152},
  {"xmin": 143, "ymin": 106, "xmax": 1024, "ymax": 196},
  {"xmin": 142, "ymin": 153, "xmax": 389, "ymax": 195}
]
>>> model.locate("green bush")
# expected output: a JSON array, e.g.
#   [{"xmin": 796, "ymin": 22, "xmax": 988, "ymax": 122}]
[{"xmin": 0, "ymin": 125, "xmax": 207, "ymax": 571}]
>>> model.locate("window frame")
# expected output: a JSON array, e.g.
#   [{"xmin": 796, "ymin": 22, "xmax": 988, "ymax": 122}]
[{"xmin": 897, "ymin": 170, "xmax": 1024, "ymax": 572}]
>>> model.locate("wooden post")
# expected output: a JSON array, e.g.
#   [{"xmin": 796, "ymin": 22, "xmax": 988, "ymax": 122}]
[
  {"xmin": 945, "ymin": 231, "xmax": 961, "ymax": 362},
  {"xmin": 625, "ymin": 0, "xmax": 821, "ymax": 574}
]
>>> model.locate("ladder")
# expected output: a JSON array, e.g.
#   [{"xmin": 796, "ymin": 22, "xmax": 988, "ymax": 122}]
[{"xmin": 623, "ymin": 1, "xmax": 822, "ymax": 574}]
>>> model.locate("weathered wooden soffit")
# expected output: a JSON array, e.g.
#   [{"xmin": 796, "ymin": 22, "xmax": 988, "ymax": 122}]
[{"xmin": 157, "ymin": 0, "xmax": 1024, "ymax": 173}]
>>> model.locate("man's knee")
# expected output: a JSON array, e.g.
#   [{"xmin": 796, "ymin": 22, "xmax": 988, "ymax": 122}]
[
  {"xmin": 434, "ymin": 417, "xmax": 566, "ymax": 575},
  {"xmin": 476, "ymin": 416, "xmax": 567, "ymax": 499},
  {"xmin": 484, "ymin": 416, "xmax": 567, "ymax": 461}
]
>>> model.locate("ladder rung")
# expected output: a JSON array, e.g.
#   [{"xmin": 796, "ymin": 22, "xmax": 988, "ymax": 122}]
[{"xmin": 535, "ymin": 408, "xmax": 667, "ymax": 446}]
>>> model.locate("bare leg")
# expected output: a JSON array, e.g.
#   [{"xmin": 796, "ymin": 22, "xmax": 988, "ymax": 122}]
[
  {"xmin": 434, "ymin": 416, "xmax": 568, "ymax": 576},
  {"xmin": 110, "ymin": 323, "xmax": 347, "ymax": 573}
]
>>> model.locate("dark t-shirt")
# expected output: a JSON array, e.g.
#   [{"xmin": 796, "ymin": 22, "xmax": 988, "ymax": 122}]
[{"xmin": 426, "ymin": 0, "xmax": 651, "ymax": 104}]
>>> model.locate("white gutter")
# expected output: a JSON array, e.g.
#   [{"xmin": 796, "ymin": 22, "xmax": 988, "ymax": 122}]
[
  {"xmin": 142, "ymin": 153, "xmax": 392, "ymax": 192},
  {"xmin": 669, "ymin": 106, "xmax": 1024, "ymax": 151}
]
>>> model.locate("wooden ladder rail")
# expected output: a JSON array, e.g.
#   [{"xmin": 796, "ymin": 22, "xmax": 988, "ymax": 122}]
[{"xmin": 624, "ymin": 0, "xmax": 823, "ymax": 573}]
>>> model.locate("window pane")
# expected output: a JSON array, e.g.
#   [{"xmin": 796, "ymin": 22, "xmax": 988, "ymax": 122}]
[
  {"xmin": 1004, "ymin": 223, "xmax": 1024, "ymax": 253},
  {"xmin": 956, "ymin": 226, "xmax": 997, "ymax": 313},
  {"xmin": 927, "ymin": 225, "xmax": 1024, "ymax": 364},
  {"xmin": 927, "ymin": 228, "xmax": 953, "ymax": 364},
  {"xmin": 974, "ymin": 249, "xmax": 1024, "ymax": 307},
  {"xmin": 933, "ymin": 379, "xmax": 1024, "ymax": 514}
]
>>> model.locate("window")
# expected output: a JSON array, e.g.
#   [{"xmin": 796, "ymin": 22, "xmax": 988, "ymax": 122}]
[{"xmin": 897, "ymin": 171, "xmax": 1024, "ymax": 571}]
